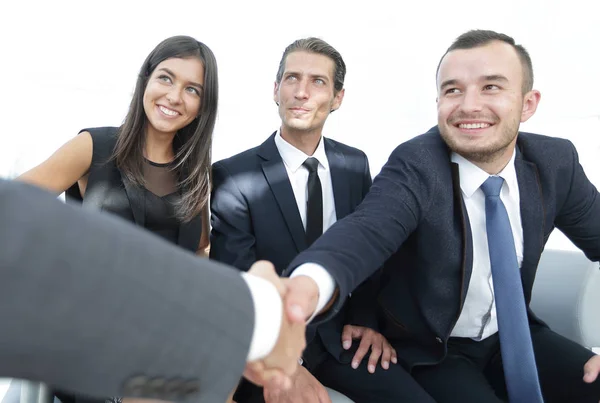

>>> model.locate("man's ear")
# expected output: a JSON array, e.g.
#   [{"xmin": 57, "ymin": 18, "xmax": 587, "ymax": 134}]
[
  {"xmin": 273, "ymin": 81, "xmax": 280, "ymax": 106},
  {"xmin": 331, "ymin": 88, "xmax": 345, "ymax": 112},
  {"xmin": 521, "ymin": 89, "xmax": 541, "ymax": 123}
]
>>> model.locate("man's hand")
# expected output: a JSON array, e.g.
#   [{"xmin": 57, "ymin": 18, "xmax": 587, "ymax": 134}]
[
  {"xmin": 244, "ymin": 262, "xmax": 307, "ymax": 389},
  {"xmin": 583, "ymin": 354, "xmax": 600, "ymax": 383},
  {"xmin": 341, "ymin": 325, "xmax": 397, "ymax": 373},
  {"xmin": 282, "ymin": 275, "xmax": 320, "ymax": 323},
  {"xmin": 263, "ymin": 365, "xmax": 332, "ymax": 403},
  {"xmin": 243, "ymin": 361, "xmax": 291, "ymax": 391}
]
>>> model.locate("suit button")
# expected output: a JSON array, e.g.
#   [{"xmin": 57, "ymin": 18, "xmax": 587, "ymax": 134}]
[
  {"xmin": 436, "ymin": 337, "xmax": 443, "ymax": 344},
  {"xmin": 165, "ymin": 378, "xmax": 183, "ymax": 400},
  {"xmin": 122, "ymin": 375, "xmax": 147, "ymax": 396},
  {"xmin": 182, "ymin": 380, "xmax": 200, "ymax": 396},
  {"xmin": 148, "ymin": 378, "xmax": 166, "ymax": 397}
]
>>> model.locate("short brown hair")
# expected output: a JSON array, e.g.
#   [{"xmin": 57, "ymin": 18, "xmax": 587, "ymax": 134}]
[{"xmin": 436, "ymin": 30, "xmax": 534, "ymax": 94}]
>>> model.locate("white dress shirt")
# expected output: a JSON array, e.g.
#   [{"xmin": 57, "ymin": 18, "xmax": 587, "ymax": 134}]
[
  {"xmin": 274, "ymin": 130, "xmax": 337, "ymax": 233},
  {"xmin": 450, "ymin": 149, "xmax": 524, "ymax": 340},
  {"xmin": 290, "ymin": 147, "xmax": 525, "ymax": 347},
  {"xmin": 241, "ymin": 131, "xmax": 338, "ymax": 361},
  {"xmin": 241, "ymin": 273, "xmax": 283, "ymax": 361},
  {"xmin": 274, "ymin": 131, "xmax": 336, "ymax": 321}
]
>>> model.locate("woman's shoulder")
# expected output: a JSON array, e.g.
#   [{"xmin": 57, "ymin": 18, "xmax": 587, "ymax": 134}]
[
  {"xmin": 79, "ymin": 126, "xmax": 120, "ymax": 163},
  {"xmin": 79, "ymin": 126, "xmax": 119, "ymax": 143}
]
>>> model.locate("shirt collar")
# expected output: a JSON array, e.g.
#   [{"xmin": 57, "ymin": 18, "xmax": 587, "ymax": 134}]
[
  {"xmin": 451, "ymin": 148, "xmax": 518, "ymax": 198},
  {"xmin": 274, "ymin": 129, "xmax": 329, "ymax": 172}
]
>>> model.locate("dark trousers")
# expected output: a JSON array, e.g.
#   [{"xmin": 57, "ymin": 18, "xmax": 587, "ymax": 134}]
[
  {"xmin": 234, "ymin": 338, "xmax": 435, "ymax": 403},
  {"xmin": 313, "ymin": 353, "xmax": 436, "ymax": 403},
  {"xmin": 411, "ymin": 325, "xmax": 600, "ymax": 403}
]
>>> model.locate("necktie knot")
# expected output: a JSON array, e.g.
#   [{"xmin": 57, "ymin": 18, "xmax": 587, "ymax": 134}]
[
  {"xmin": 303, "ymin": 157, "xmax": 319, "ymax": 174},
  {"xmin": 481, "ymin": 176, "xmax": 504, "ymax": 198}
]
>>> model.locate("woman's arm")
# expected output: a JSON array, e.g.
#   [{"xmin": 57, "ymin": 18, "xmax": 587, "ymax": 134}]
[{"xmin": 17, "ymin": 131, "xmax": 93, "ymax": 194}]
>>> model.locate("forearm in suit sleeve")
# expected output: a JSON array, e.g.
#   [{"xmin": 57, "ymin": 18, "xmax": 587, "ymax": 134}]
[
  {"xmin": 555, "ymin": 141, "xmax": 600, "ymax": 261},
  {"xmin": 285, "ymin": 143, "xmax": 430, "ymax": 323},
  {"xmin": 0, "ymin": 180, "xmax": 254, "ymax": 403},
  {"xmin": 344, "ymin": 154, "xmax": 380, "ymax": 330},
  {"xmin": 344, "ymin": 269, "xmax": 382, "ymax": 330},
  {"xmin": 210, "ymin": 162, "xmax": 257, "ymax": 271}
]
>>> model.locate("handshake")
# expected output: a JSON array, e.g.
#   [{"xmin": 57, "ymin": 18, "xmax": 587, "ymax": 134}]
[{"xmin": 243, "ymin": 261, "xmax": 321, "ymax": 390}]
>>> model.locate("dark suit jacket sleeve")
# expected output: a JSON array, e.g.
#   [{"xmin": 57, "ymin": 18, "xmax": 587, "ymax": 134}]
[
  {"xmin": 285, "ymin": 143, "xmax": 430, "ymax": 323},
  {"xmin": 344, "ymin": 270, "xmax": 383, "ymax": 330},
  {"xmin": 210, "ymin": 161, "xmax": 257, "ymax": 271},
  {"xmin": 343, "ymin": 154, "xmax": 382, "ymax": 330},
  {"xmin": 362, "ymin": 153, "xmax": 373, "ymax": 197},
  {"xmin": 0, "ymin": 180, "xmax": 254, "ymax": 403},
  {"xmin": 555, "ymin": 141, "xmax": 600, "ymax": 260}
]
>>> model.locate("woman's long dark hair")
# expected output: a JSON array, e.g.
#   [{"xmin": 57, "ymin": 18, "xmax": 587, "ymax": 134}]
[{"xmin": 113, "ymin": 35, "xmax": 218, "ymax": 222}]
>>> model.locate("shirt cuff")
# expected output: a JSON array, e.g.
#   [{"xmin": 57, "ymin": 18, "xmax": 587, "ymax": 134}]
[
  {"xmin": 240, "ymin": 272, "xmax": 283, "ymax": 362},
  {"xmin": 290, "ymin": 263, "xmax": 335, "ymax": 322}
]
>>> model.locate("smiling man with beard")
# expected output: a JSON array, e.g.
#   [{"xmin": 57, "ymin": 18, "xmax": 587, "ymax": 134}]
[{"xmin": 284, "ymin": 30, "xmax": 600, "ymax": 403}]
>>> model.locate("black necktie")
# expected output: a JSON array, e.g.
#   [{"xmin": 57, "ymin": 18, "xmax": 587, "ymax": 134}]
[{"xmin": 303, "ymin": 157, "xmax": 323, "ymax": 246}]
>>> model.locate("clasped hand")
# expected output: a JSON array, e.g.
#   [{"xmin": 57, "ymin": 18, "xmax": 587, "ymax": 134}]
[{"xmin": 243, "ymin": 261, "xmax": 312, "ymax": 390}]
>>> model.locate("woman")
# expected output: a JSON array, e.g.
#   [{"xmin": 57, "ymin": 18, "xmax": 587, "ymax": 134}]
[
  {"xmin": 18, "ymin": 35, "xmax": 217, "ymax": 255},
  {"xmin": 17, "ymin": 35, "xmax": 219, "ymax": 403}
]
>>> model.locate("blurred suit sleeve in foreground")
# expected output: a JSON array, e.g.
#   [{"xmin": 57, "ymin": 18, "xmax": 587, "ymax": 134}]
[{"xmin": 0, "ymin": 179, "xmax": 254, "ymax": 403}]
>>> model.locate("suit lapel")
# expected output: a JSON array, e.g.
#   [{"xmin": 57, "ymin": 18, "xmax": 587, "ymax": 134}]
[
  {"xmin": 451, "ymin": 162, "xmax": 474, "ymax": 308},
  {"xmin": 325, "ymin": 139, "xmax": 351, "ymax": 219},
  {"xmin": 120, "ymin": 168, "xmax": 202, "ymax": 252},
  {"xmin": 515, "ymin": 150, "xmax": 544, "ymax": 302},
  {"xmin": 259, "ymin": 133, "xmax": 307, "ymax": 252},
  {"xmin": 177, "ymin": 213, "xmax": 202, "ymax": 252},
  {"xmin": 174, "ymin": 164, "xmax": 202, "ymax": 252},
  {"xmin": 121, "ymin": 173, "xmax": 146, "ymax": 228}
]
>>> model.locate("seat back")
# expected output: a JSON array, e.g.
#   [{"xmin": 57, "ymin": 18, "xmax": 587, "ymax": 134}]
[{"xmin": 530, "ymin": 249, "xmax": 600, "ymax": 348}]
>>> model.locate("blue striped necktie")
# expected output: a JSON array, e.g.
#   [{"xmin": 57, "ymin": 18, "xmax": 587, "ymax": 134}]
[{"xmin": 481, "ymin": 176, "xmax": 544, "ymax": 403}]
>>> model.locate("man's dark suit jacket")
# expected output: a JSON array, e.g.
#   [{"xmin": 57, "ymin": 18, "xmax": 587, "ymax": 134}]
[
  {"xmin": 287, "ymin": 126, "xmax": 600, "ymax": 371},
  {"xmin": 210, "ymin": 132, "xmax": 378, "ymax": 368}
]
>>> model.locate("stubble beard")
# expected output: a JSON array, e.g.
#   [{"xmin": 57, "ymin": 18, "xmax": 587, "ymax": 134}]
[{"xmin": 440, "ymin": 117, "xmax": 520, "ymax": 164}]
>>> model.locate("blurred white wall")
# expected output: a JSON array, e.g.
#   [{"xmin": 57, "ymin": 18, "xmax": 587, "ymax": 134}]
[{"xmin": 0, "ymin": 0, "xmax": 598, "ymax": 250}]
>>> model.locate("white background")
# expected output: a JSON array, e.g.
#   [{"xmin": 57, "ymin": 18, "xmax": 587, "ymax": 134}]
[
  {"xmin": 0, "ymin": 1, "xmax": 599, "ymax": 396},
  {"xmin": 0, "ymin": 0, "xmax": 599, "ymax": 251}
]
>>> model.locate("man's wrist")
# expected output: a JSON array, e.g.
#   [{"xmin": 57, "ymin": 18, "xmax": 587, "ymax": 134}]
[{"xmin": 291, "ymin": 264, "xmax": 335, "ymax": 321}]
